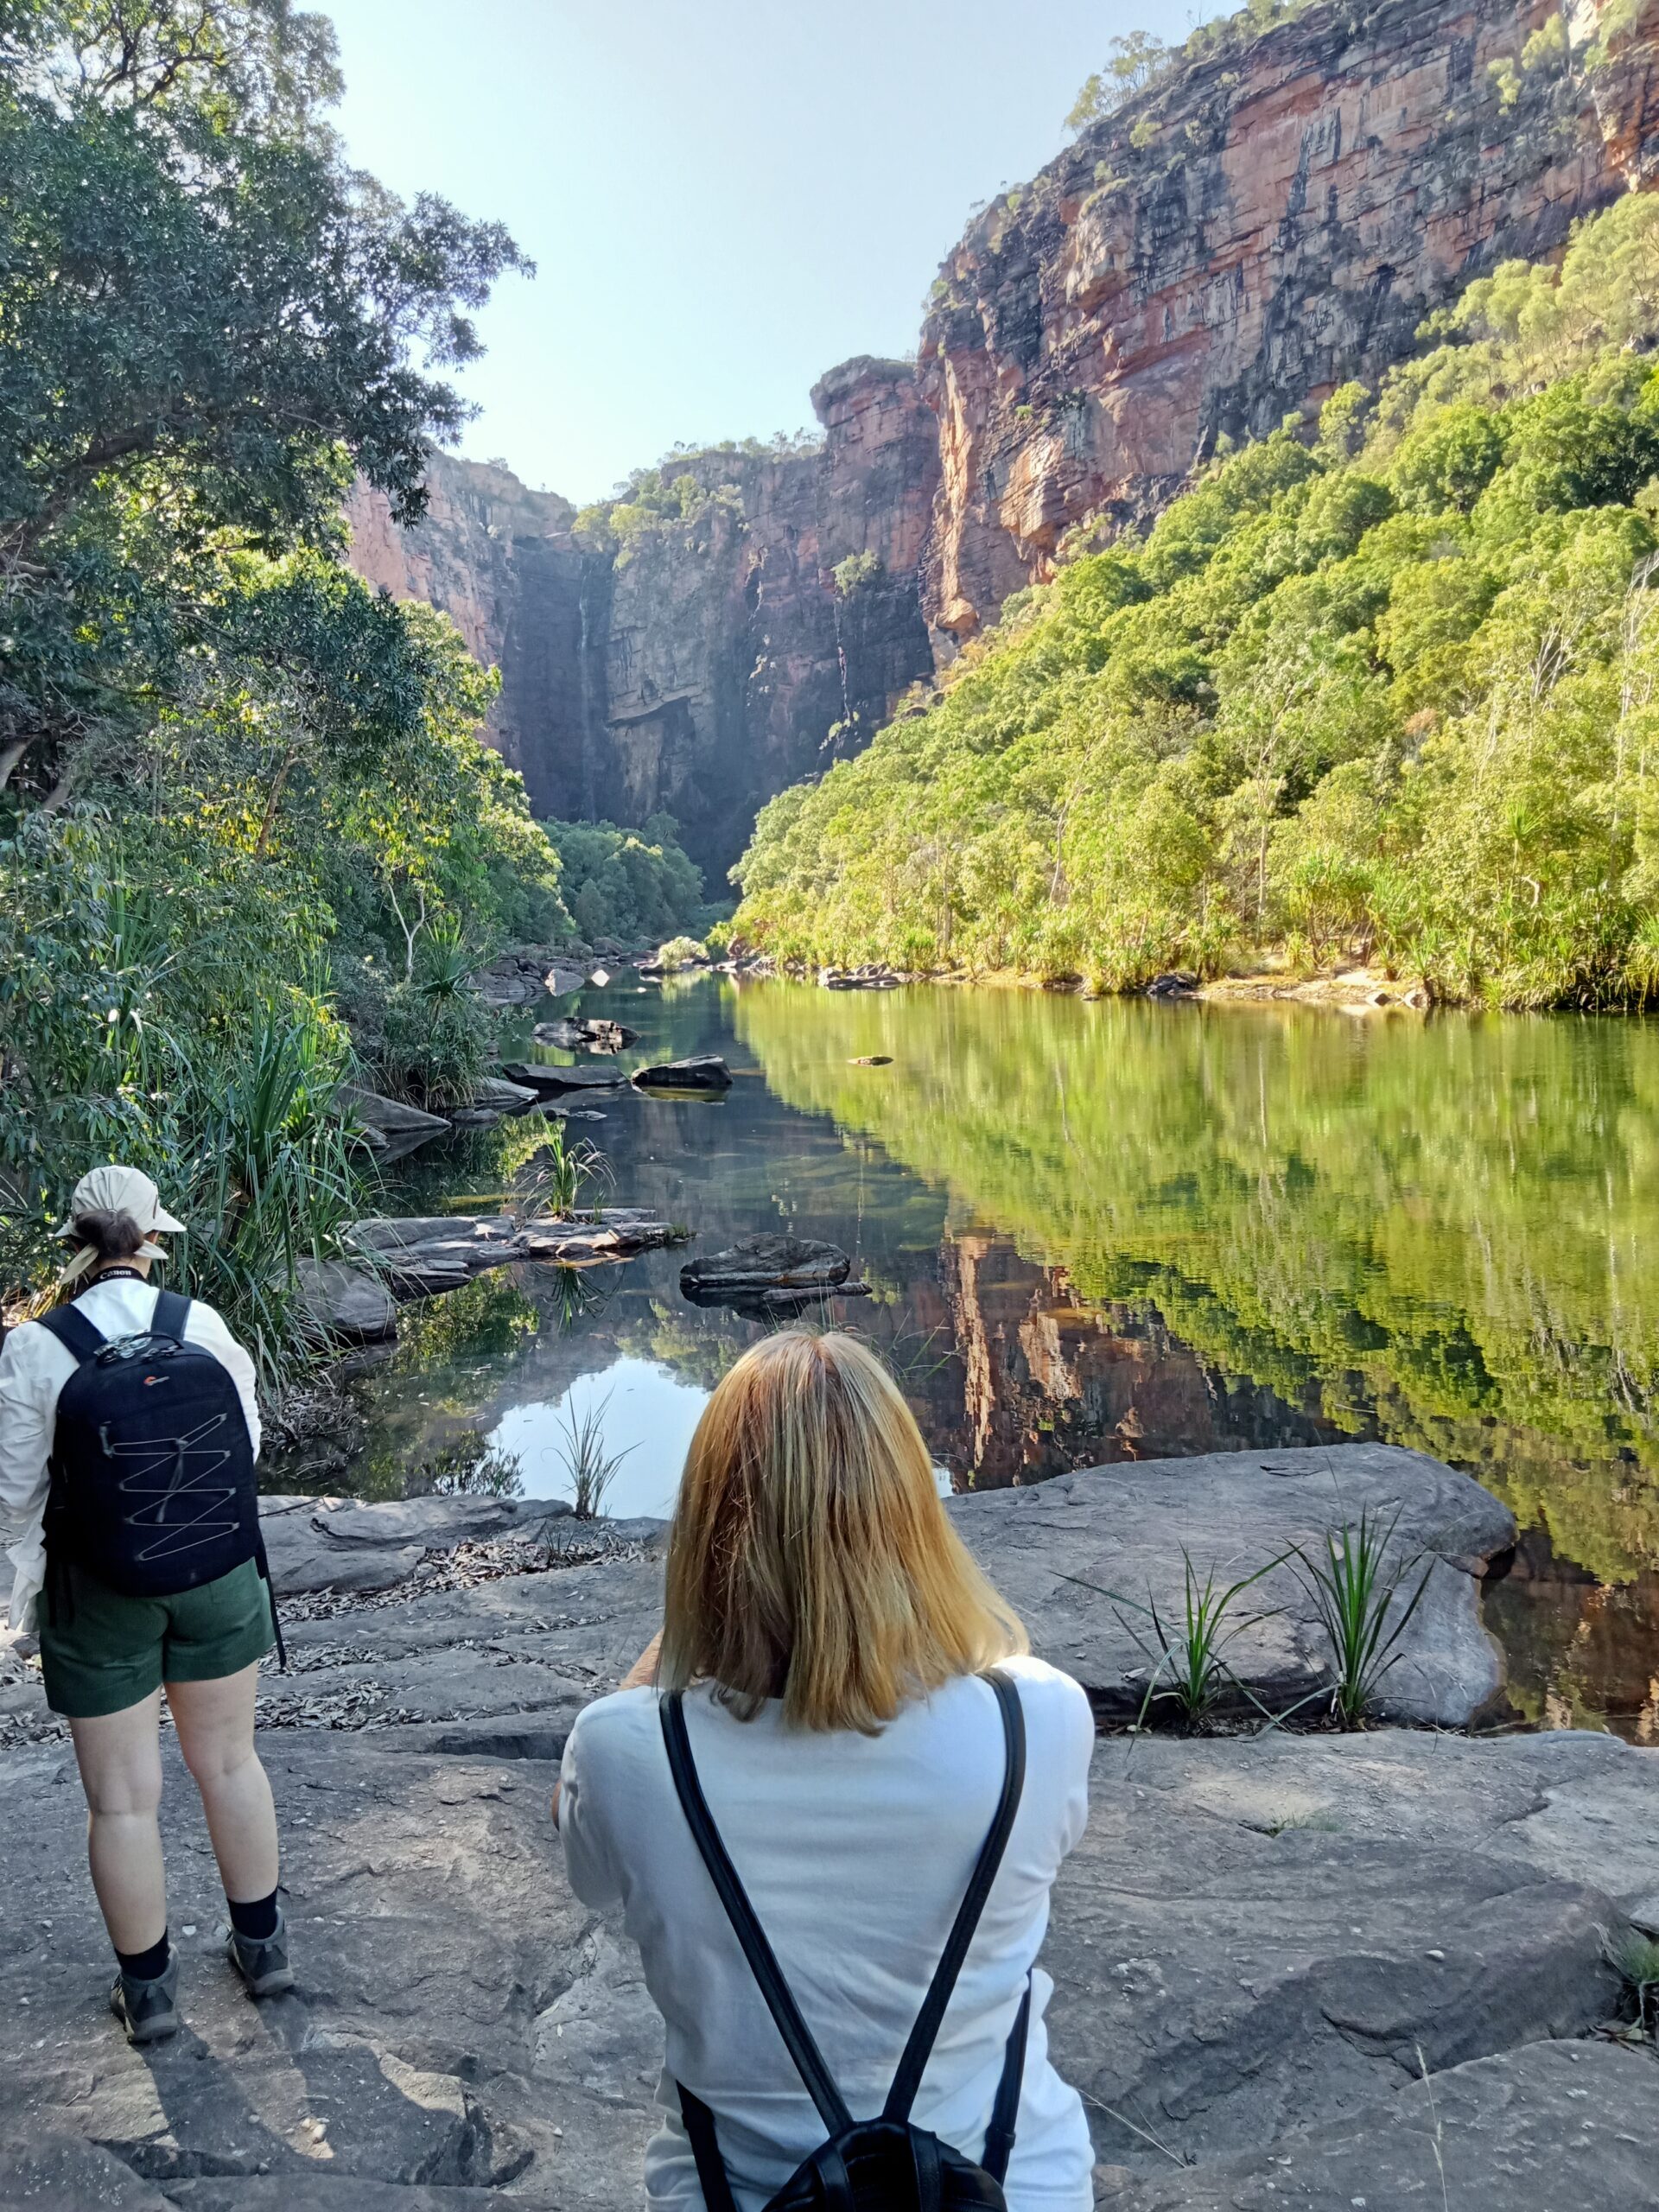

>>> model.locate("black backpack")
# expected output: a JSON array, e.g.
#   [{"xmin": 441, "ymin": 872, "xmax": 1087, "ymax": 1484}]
[
  {"xmin": 660, "ymin": 1669, "xmax": 1031, "ymax": 2212},
  {"xmin": 39, "ymin": 1287, "xmax": 270, "ymax": 1612}
]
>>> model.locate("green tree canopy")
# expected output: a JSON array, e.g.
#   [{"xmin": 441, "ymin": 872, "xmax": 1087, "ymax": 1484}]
[
  {"xmin": 0, "ymin": 0, "xmax": 528, "ymax": 798},
  {"xmin": 733, "ymin": 195, "xmax": 1659, "ymax": 1011}
]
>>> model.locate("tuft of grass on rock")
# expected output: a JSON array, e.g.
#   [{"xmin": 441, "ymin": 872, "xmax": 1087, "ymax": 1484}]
[
  {"xmin": 551, "ymin": 1390, "xmax": 634, "ymax": 1521},
  {"xmin": 1061, "ymin": 1549, "xmax": 1286, "ymax": 1732},
  {"xmin": 1290, "ymin": 1504, "xmax": 1433, "ymax": 1729},
  {"xmin": 1604, "ymin": 1925, "xmax": 1659, "ymax": 2037}
]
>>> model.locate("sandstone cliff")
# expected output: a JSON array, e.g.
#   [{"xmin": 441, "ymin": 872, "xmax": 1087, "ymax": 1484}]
[
  {"xmin": 350, "ymin": 0, "xmax": 1659, "ymax": 864},
  {"xmin": 348, "ymin": 358, "xmax": 938, "ymax": 883},
  {"xmin": 346, "ymin": 454, "xmax": 583, "ymax": 800},
  {"xmin": 918, "ymin": 0, "xmax": 1659, "ymax": 640}
]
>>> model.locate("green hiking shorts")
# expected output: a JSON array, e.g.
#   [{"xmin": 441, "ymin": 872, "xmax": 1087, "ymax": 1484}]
[{"xmin": 40, "ymin": 1556, "xmax": 276, "ymax": 1719}]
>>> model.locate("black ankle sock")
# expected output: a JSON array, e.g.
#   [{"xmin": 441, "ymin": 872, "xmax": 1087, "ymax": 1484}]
[
  {"xmin": 228, "ymin": 1888, "xmax": 278, "ymax": 1942},
  {"xmin": 116, "ymin": 1930, "xmax": 169, "ymax": 1982}
]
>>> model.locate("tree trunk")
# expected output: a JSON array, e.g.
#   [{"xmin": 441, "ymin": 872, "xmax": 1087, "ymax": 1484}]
[{"xmin": 253, "ymin": 749, "xmax": 300, "ymax": 858}]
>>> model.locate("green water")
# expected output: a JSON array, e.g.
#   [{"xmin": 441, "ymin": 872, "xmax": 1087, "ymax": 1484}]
[{"xmin": 298, "ymin": 976, "xmax": 1659, "ymax": 1739}]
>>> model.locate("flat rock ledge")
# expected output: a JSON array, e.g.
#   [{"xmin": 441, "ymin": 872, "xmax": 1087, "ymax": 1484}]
[
  {"xmin": 2, "ymin": 1453, "xmax": 1654, "ymax": 2209},
  {"xmin": 295, "ymin": 1211, "xmax": 689, "ymax": 1339},
  {"xmin": 949, "ymin": 1443, "xmax": 1516, "ymax": 1728}
]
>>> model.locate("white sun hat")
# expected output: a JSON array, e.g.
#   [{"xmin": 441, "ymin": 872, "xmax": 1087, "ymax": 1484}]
[{"xmin": 54, "ymin": 1164, "xmax": 187, "ymax": 1284}]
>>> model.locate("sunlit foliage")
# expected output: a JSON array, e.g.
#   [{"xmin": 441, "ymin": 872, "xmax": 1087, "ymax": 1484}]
[{"xmin": 735, "ymin": 197, "xmax": 1659, "ymax": 1010}]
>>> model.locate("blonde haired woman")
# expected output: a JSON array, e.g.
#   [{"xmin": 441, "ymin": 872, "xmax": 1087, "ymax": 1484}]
[{"xmin": 556, "ymin": 1331, "xmax": 1095, "ymax": 2211}]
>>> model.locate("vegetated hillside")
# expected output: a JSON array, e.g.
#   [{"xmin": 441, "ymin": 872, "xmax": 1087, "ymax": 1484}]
[
  {"xmin": 732, "ymin": 198, "xmax": 1659, "ymax": 1010},
  {"xmin": 917, "ymin": 0, "xmax": 1659, "ymax": 645},
  {"xmin": 346, "ymin": 0, "xmax": 1659, "ymax": 882}
]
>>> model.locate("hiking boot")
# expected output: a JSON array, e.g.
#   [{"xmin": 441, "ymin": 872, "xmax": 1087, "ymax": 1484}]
[
  {"xmin": 110, "ymin": 1949, "xmax": 180, "ymax": 2045},
  {"xmin": 226, "ymin": 1904, "xmax": 294, "ymax": 1998}
]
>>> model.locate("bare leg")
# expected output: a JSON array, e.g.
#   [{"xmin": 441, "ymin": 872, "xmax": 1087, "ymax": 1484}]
[
  {"xmin": 167, "ymin": 1665, "xmax": 278, "ymax": 1904},
  {"xmin": 67, "ymin": 1690, "xmax": 167, "ymax": 1955}
]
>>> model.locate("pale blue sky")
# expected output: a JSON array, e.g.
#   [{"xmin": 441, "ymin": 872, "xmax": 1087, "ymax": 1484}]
[{"xmin": 320, "ymin": 0, "xmax": 1194, "ymax": 503}]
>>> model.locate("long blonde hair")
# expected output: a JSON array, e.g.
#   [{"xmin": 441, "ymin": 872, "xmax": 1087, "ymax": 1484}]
[{"xmin": 660, "ymin": 1330, "xmax": 1027, "ymax": 1733}]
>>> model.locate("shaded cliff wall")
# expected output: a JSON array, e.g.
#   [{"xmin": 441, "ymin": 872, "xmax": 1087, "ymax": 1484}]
[
  {"xmin": 588, "ymin": 358, "xmax": 937, "ymax": 879},
  {"xmin": 345, "ymin": 454, "xmax": 588, "ymax": 798},
  {"xmin": 348, "ymin": 358, "xmax": 938, "ymax": 884},
  {"xmin": 918, "ymin": 0, "xmax": 1659, "ymax": 641}
]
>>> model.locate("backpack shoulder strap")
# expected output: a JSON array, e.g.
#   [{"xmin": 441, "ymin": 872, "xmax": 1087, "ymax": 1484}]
[
  {"xmin": 660, "ymin": 1690, "xmax": 855, "ymax": 2137},
  {"xmin": 35, "ymin": 1305, "xmax": 105, "ymax": 1365},
  {"xmin": 676, "ymin": 2088, "xmax": 741, "ymax": 2212},
  {"xmin": 882, "ymin": 1668, "xmax": 1027, "ymax": 2126},
  {"xmin": 151, "ymin": 1287, "xmax": 191, "ymax": 1341},
  {"xmin": 981, "ymin": 1974, "xmax": 1032, "ymax": 2184}
]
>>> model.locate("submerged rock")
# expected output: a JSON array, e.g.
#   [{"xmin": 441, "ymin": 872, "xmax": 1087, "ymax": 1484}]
[
  {"xmin": 819, "ymin": 965, "xmax": 901, "ymax": 990},
  {"xmin": 679, "ymin": 1233, "xmax": 872, "ymax": 1318},
  {"xmin": 335, "ymin": 1084, "xmax": 449, "ymax": 1143},
  {"xmin": 631, "ymin": 1053, "xmax": 733, "ymax": 1092},
  {"xmin": 533, "ymin": 1016, "xmax": 639, "ymax": 1052},
  {"xmin": 348, "ymin": 1210, "xmax": 684, "ymax": 1297},
  {"xmin": 500, "ymin": 1059, "xmax": 628, "ymax": 1091},
  {"xmin": 681, "ymin": 1233, "xmax": 852, "ymax": 1294}
]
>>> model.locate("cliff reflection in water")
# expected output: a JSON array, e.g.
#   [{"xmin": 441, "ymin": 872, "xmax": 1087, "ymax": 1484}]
[{"xmin": 300, "ymin": 976, "xmax": 1658, "ymax": 1738}]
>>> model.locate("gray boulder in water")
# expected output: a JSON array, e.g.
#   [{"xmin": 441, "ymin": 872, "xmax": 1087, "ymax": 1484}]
[
  {"xmin": 632, "ymin": 1053, "xmax": 733, "ymax": 1092},
  {"xmin": 501, "ymin": 1059, "xmax": 628, "ymax": 1091},
  {"xmin": 679, "ymin": 1234, "xmax": 871, "ymax": 1313},
  {"xmin": 681, "ymin": 1233, "xmax": 850, "ymax": 1294}
]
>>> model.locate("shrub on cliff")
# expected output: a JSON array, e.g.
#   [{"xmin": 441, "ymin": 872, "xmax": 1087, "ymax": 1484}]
[{"xmin": 732, "ymin": 196, "xmax": 1659, "ymax": 1010}]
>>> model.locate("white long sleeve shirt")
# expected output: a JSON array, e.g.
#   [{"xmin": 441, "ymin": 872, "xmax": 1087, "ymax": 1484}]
[
  {"xmin": 559, "ymin": 1656, "xmax": 1096, "ymax": 2211},
  {"xmin": 0, "ymin": 1277, "xmax": 261, "ymax": 1633}
]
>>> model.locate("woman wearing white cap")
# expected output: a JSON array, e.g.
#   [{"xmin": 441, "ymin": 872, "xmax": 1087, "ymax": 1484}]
[{"xmin": 0, "ymin": 1165, "xmax": 292, "ymax": 2044}]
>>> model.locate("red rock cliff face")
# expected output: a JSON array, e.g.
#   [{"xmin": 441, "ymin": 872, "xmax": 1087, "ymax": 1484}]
[
  {"xmin": 917, "ymin": 0, "xmax": 1659, "ymax": 643},
  {"xmin": 350, "ymin": 0, "xmax": 1659, "ymax": 861},
  {"xmin": 346, "ymin": 454, "xmax": 584, "ymax": 797},
  {"xmin": 348, "ymin": 358, "xmax": 938, "ymax": 882}
]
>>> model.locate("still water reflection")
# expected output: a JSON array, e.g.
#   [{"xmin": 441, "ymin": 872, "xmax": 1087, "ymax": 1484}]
[{"xmin": 283, "ymin": 976, "xmax": 1659, "ymax": 1739}]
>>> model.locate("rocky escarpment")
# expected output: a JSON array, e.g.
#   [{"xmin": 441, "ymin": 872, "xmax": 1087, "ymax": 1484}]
[
  {"xmin": 918, "ymin": 0, "xmax": 1659, "ymax": 640},
  {"xmin": 348, "ymin": 357, "xmax": 938, "ymax": 882},
  {"xmin": 349, "ymin": 0, "xmax": 1659, "ymax": 862},
  {"xmin": 346, "ymin": 454, "xmax": 584, "ymax": 802}
]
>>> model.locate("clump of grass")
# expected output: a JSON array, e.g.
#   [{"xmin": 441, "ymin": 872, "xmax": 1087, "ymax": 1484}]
[
  {"xmin": 416, "ymin": 917, "xmax": 490, "ymax": 1001},
  {"xmin": 1060, "ymin": 1549, "xmax": 1286, "ymax": 1731},
  {"xmin": 1290, "ymin": 1505, "xmax": 1434, "ymax": 1729},
  {"xmin": 1604, "ymin": 1925, "xmax": 1659, "ymax": 2037},
  {"xmin": 513, "ymin": 1121, "xmax": 610, "ymax": 1219},
  {"xmin": 552, "ymin": 1389, "xmax": 634, "ymax": 1521}
]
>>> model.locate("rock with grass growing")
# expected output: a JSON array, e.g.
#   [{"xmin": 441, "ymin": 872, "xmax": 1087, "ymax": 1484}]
[{"xmin": 947, "ymin": 1443, "xmax": 1515, "ymax": 1727}]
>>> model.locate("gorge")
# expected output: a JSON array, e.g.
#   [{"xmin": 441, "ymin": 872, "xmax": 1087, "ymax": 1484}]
[{"xmin": 350, "ymin": 0, "xmax": 1659, "ymax": 883}]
